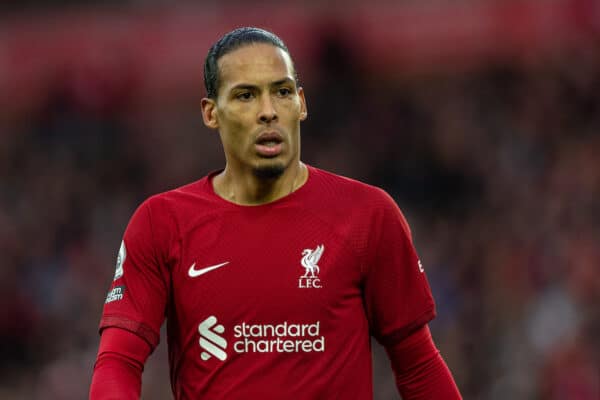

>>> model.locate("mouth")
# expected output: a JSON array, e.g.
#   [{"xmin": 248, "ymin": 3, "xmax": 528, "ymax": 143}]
[{"xmin": 255, "ymin": 132, "xmax": 284, "ymax": 157}]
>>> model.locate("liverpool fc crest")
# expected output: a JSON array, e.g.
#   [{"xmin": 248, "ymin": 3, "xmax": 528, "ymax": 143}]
[{"xmin": 299, "ymin": 244, "xmax": 324, "ymax": 288}]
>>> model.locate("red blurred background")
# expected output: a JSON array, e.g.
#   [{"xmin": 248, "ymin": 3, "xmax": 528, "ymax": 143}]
[{"xmin": 1, "ymin": 1, "xmax": 598, "ymax": 399}]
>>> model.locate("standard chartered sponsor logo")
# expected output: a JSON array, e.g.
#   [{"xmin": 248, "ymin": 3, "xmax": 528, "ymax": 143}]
[
  {"xmin": 198, "ymin": 317, "xmax": 325, "ymax": 362},
  {"xmin": 198, "ymin": 316, "xmax": 227, "ymax": 361},
  {"xmin": 233, "ymin": 321, "xmax": 325, "ymax": 353}
]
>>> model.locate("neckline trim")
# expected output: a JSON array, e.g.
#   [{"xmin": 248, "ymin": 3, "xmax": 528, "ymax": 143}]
[{"xmin": 205, "ymin": 164, "xmax": 313, "ymax": 209}]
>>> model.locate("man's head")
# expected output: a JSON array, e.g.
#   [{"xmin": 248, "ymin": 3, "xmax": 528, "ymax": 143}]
[
  {"xmin": 201, "ymin": 28, "xmax": 307, "ymax": 180},
  {"xmin": 204, "ymin": 27, "xmax": 297, "ymax": 100}
]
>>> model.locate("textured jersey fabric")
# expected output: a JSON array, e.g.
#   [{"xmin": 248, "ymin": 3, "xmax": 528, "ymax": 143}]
[{"xmin": 99, "ymin": 165, "xmax": 436, "ymax": 399}]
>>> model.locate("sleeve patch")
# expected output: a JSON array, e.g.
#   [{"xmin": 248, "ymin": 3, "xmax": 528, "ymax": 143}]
[
  {"xmin": 105, "ymin": 285, "xmax": 126, "ymax": 304},
  {"xmin": 113, "ymin": 240, "xmax": 126, "ymax": 280}
]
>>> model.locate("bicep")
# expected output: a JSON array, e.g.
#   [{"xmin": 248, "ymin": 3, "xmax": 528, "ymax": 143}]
[
  {"xmin": 90, "ymin": 328, "xmax": 152, "ymax": 400},
  {"xmin": 385, "ymin": 325, "xmax": 462, "ymax": 399},
  {"xmin": 363, "ymin": 194, "xmax": 435, "ymax": 344},
  {"xmin": 99, "ymin": 199, "xmax": 173, "ymax": 348}
]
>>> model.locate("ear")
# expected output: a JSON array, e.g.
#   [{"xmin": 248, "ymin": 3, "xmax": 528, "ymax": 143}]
[
  {"xmin": 201, "ymin": 97, "xmax": 219, "ymax": 129},
  {"xmin": 298, "ymin": 87, "xmax": 308, "ymax": 121}
]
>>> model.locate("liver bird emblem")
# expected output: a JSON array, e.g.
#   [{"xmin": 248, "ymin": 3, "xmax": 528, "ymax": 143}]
[{"xmin": 301, "ymin": 244, "xmax": 324, "ymax": 278}]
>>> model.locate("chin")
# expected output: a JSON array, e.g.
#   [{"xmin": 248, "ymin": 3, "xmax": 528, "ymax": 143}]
[{"xmin": 252, "ymin": 161, "xmax": 286, "ymax": 179}]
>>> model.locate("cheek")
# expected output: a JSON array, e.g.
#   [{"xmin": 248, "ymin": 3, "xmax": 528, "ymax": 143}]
[
  {"xmin": 222, "ymin": 105, "xmax": 254, "ymax": 127},
  {"xmin": 219, "ymin": 116, "xmax": 254, "ymax": 152},
  {"xmin": 283, "ymin": 100, "xmax": 304, "ymax": 120},
  {"xmin": 218, "ymin": 112, "xmax": 249, "ymax": 139}
]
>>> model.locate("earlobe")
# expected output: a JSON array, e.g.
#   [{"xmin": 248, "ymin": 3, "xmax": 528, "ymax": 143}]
[
  {"xmin": 201, "ymin": 98, "xmax": 219, "ymax": 129},
  {"xmin": 298, "ymin": 87, "xmax": 308, "ymax": 121}
]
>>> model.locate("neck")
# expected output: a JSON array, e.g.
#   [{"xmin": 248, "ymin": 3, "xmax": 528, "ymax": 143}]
[{"xmin": 213, "ymin": 161, "xmax": 307, "ymax": 205}]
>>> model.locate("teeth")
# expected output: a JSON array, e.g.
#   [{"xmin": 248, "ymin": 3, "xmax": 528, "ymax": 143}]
[{"xmin": 260, "ymin": 141, "xmax": 278, "ymax": 146}]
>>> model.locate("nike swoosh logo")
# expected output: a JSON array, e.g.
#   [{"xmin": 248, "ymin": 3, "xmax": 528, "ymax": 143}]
[{"xmin": 188, "ymin": 261, "xmax": 230, "ymax": 278}]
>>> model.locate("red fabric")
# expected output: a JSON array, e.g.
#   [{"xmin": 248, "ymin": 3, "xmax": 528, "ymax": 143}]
[
  {"xmin": 386, "ymin": 325, "xmax": 462, "ymax": 399},
  {"xmin": 98, "ymin": 165, "xmax": 436, "ymax": 399},
  {"xmin": 89, "ymin": 328, "xmax": 151, "ymax": 400}
]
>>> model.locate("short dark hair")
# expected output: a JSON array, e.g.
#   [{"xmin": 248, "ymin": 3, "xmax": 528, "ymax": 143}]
[{"xmin": 203, "ymin": 27, "xmax": 297, "ymax": 99}]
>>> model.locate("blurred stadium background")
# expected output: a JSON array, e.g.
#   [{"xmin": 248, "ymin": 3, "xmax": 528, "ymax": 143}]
[{"xmin": 1, "ymin": 0, "xmax": 599, "ymax": 399}]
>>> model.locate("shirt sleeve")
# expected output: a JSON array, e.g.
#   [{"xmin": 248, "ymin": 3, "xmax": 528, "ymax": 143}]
[
  {"xmin": 99, "ymin": 197, "xmax": 175, "ymax": 349},
  {"xmin": 363, "ymin": 190, "xmax": 436, "ymax": 346},
  {"xmin": 386, "ymin": 325, "xmax": 462, "ymax": 399},
  {"xmin": 89, "ymin": 328, "xmax": 151, "ymax": 400}
]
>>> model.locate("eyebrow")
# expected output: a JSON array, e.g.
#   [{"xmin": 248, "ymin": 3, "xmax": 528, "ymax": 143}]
[
  {"xmin": 230, "ymin": 77, "xmax": 295, "ymax": 92},
  {"xmin": 272, "ymin": 77, "xmax": 295, "ymax": 86}
]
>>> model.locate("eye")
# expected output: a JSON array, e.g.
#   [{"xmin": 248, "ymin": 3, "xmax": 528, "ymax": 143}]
[
  {"xmin": 277, "ymin": 87, "xmax": 292, "ymax": 97},
  {"xmin": 236, "ymin": 92, "xmax": 254, "ymax": 101}
]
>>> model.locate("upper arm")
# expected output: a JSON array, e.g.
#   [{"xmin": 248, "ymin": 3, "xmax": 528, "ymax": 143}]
[
  {"xmin": 99, "ymin": 197, "xmax": 176, "ymax": 349},
  {"xmin": 363, "ymin": 190, "xmax": 436, "ymax": 345}
]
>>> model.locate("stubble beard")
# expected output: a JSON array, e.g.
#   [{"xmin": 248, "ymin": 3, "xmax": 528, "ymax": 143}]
[{"xmin": 252, "ymin": 162, "xmax": 286, "ymax": 179}]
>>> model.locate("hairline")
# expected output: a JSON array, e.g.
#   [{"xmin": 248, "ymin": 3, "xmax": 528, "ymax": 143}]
[
  {"xmin": 214, "ymin": 44, "xmax": 298, "ymax": 98},
  {"xmin": 207, "ymin": 34, "xmax": 299, "ymax": 99}
]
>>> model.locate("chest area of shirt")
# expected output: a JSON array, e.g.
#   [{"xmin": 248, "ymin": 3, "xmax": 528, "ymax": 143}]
[{"xmin": 170, "ymin": 209, "xmax": 363, "ymax": 320}]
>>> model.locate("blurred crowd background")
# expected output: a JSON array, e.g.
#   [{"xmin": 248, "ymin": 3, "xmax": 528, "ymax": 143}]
[{"xmin": 1, "ymin": 1, "xmax": 599, "ymax": 399}]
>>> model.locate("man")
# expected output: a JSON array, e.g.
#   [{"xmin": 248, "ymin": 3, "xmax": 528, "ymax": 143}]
[{"xmin": 90, "ymin": 27, "xmax": 461, "ymax": 399}]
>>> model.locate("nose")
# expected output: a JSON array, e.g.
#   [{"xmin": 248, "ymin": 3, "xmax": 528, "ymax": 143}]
[{"xmin": 258, "ymin": 95, "xmax": 278, "ymax": 124}]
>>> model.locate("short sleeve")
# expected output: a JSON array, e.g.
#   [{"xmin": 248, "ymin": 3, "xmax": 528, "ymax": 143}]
[
  {"xmin": 363, "ymin": 190, "xmax": 436, "ymax": 346},
  {"xmin": 99, "ymin": 198, "xmax": 174, "ymax": 350}
]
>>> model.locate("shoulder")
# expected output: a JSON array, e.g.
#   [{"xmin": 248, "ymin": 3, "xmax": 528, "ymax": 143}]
[
  {"xmin": 132, "ymin": 175, "xmax": 215, "ymax": 227},
  {"xmin": 307, "ymin": 166, "xmax": 397, "ymax": 210},
  {"xmin": 144, "ymin": 175, "xmax": 212, "ymax": 209},
  {"xmin": 308, "ymin": 166, "xmax": 412, "ymax": 237}
]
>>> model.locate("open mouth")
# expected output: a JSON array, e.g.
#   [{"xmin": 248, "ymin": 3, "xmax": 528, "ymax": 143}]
[
  {"xmin": 256, "ymin": 139, "xmax": 282, "ymax": 147},
  {"xmin": 255, "ymin": 132, "xmax": 284, "ymax": 157},
  {"xmin": 256, "ymin": 132, "xmax": 283, "ymax": 146}
]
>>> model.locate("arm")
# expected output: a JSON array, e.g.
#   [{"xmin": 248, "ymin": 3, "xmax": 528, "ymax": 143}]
[
  {"xmin": 91, "ymin": 198, "xmax": 174, "ymax": 399},
  {"xmin": 385, "ymin": 324, "xmax": 461, "ymax": 399},
  {"xmin": 362, "ymin": 190, "xmax": 461, "ymax": 398},
  {"xmin": 89, "ymin": 328, "xmax": 152, "ymax": 400}
]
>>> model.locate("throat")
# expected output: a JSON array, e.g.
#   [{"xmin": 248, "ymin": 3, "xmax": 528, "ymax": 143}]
[{"xmin": 214, "ymin": 163, "xmax": 306, "ymax": 206}]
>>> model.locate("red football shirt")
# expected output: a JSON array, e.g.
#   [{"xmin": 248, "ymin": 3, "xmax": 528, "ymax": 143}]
[{"xmin": 99, "ymin": 165, "xmax": 436, "ymax": 399}]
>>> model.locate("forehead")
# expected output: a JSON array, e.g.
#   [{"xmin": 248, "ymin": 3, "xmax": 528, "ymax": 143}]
[{"xmin": 217, "ymin": 43, "xmax": 295, "ymax": 88}]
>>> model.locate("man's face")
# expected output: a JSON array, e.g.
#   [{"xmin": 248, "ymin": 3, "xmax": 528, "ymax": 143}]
[{"xmin": 202, "ymin": 43, "xmax": 307, "ymax": 178}]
